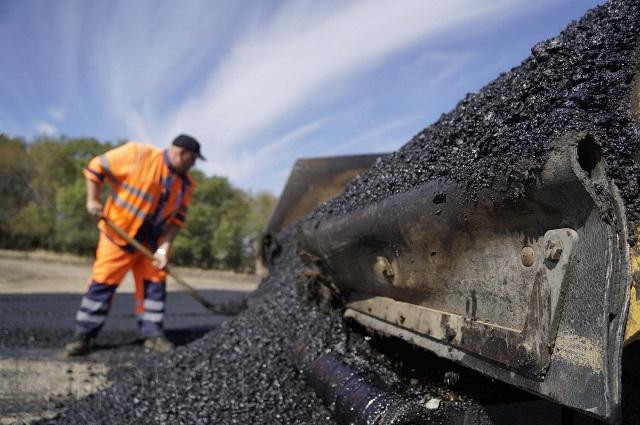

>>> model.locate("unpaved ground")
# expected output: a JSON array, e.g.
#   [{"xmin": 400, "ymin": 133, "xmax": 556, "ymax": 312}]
[
  {"xmin": 0, "ymin": 249, "xmax": 257, "ymax": 294},
  {"xmin": 0, "ymin": 252, "xmax": 255, "ymax": 424}
]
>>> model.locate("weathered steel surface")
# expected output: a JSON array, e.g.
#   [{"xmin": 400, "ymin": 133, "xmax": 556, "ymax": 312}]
[
  {"xmin": 299, "ymin": 134, "xmax": 630, "ymax": 423},
  {"xmin": 266, "ymin": 154, "xmax": 388, "ymax": 234},
  {"xmin": 258, "ymin": 154, "xmax": 387, "ymax": 275}
]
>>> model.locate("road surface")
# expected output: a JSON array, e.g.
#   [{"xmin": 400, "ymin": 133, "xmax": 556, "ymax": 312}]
[{"xmin": 0, "ymin": 252, "xmax": 255, "ymax": 424}]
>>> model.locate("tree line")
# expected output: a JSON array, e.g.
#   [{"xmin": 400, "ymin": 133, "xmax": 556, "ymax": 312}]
[{"xmin": 0, "ymin": 134, "xmax": 277, "ymax": 272}]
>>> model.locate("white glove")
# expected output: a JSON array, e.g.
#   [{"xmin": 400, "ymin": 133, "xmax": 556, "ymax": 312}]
[{"xmin": 153, "ymin": 247, "xmax": 169, "ymax": 270}]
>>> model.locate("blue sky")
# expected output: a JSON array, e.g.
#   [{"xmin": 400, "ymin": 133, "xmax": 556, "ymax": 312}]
[{"xmin": 0, "ymin": 0, "xmax": 603, "ymax": 195}]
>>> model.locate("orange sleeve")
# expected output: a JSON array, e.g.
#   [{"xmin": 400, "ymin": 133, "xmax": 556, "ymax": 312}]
[
  {"xmin": 83, "ymin": 142, "xmax": 138, "ymax": 184},
  {"xmin": 83, "ymin": 155, "xmax": 104, "ymax": 183}
]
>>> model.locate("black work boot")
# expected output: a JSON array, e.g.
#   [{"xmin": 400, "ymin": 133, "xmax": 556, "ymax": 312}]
[{"xmin": 64, "ymin": 334, "xmax": 91, "ymax": 357}]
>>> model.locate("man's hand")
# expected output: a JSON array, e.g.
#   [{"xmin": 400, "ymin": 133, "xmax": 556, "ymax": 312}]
[
  {"xmin": 86, "ymin": 199, "xmax": 103, "ymax": 217},
  {"xmin": 153, "ymin": 247, "xmax": 169, "ymax": 270},
  {"xmin": 154, "ymin": 225, "xmax": 179, "ymax": 271}
]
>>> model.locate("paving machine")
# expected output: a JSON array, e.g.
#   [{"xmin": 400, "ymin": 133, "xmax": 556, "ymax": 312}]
[
  {"xmin": 258, "ymin": 2, "xmax": 640, "ymax": 421},
  {"xmin": 262, "ymin": 132, "xmax": 640, "ymax": 424}
]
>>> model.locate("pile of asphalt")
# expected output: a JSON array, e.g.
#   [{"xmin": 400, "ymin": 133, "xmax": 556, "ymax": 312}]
[
  {"xmin": 45, "ymin": 230, "xmax": 508, "ymax": 424},
  {"xmin": 42, "ymin": 233, "xmax": 334, "ymax": 424},
  {"xmin": 43, "ymin": 1, "xmax": 640, "ymax": 424},
  {"xmin": 313, "ymin": 0, "xmax": 640, "ymax": 241}
]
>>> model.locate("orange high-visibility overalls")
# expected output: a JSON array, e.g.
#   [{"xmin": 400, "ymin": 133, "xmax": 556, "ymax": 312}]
[{"xmin": 73, "ymin": 142, "xmax": 194, "ymax": 338}]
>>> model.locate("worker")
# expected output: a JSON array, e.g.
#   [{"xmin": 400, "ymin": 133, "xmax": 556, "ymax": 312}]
[{"xmin": 63, "ymin": 134, "xmax": 204, "ymax": 356}]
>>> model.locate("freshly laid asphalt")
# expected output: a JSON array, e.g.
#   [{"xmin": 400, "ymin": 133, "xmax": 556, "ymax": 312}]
[
  {"xmin": 0, "ymin": 287, "xmax": 249, "ymax": 424},
  {"xmin": 0, "ymin": 290, "xmax": 243, "ymax": 333}
]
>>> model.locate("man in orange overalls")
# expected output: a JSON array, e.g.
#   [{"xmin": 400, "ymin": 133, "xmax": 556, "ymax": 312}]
[{"xmin": 64, "ymin": 135, "xmax": 204, "ymax": 356}]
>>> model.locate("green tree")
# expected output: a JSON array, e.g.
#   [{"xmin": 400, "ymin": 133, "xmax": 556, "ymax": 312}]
[
  {"xmin": 247, "ymin": 191, "xmax": 277, "ymax": 237},
  {"xmin": 0, "ymin": 135, "xmax": 32, "ymax": 246},
  {"xmin": 172, "ymin": 203, "xmax": 218, "ymax": 267},
  {"xmin": 27, "ymin": 137, "xmax": 112, "ymax": 251},
  {"xmin": 61, "ymin": 137, "xmax": 113, "ymax": 176},
  {"xmin": 6, "ymin": 201, "xmax": 53, "ymax": 249},
  {"xmin": 55, "ymin": 179, "xmax": 99, "ymax": 254},
  {"xmin": 211, "ymin": 192, "xmax": 252, "ymax": 270},
  {"xmin": 23, "ymin": 137, "xmax": 77, "ymax": 249},
  {"xmin": 192, "ymin": 174, "xmax": 237, "ymax": 207}
]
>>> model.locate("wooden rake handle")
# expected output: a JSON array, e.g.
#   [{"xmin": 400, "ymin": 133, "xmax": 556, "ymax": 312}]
[{"xmin": 99, "ymin": 215, "xmax": 217, "ymax": 313}]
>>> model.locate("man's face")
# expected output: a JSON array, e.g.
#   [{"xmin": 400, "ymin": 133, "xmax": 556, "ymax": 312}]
[{"xmin": 175, "ymin": 148, "xmax": 197, "ymax": 174}]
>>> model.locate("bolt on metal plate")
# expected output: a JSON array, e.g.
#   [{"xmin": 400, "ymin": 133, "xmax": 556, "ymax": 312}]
[{"xmin": 521, "ymin": 246, "xmax": 536, "ymax": 267}]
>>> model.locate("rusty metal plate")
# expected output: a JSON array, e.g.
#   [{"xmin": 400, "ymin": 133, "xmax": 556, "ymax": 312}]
[
  {"xmin": 266, "ymin": 154, "xmax": 388, "ymax": 234},
  {"xmin": 299, "ymin": 134, "xmax": 630, "ymax": 423},
  {"xmin": 257, "ymin": 154, "xmax": 388, "ymax": 276}
]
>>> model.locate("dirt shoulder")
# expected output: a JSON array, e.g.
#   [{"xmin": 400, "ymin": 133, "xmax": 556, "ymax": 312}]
[{"xmin": 0, "ymin": 249, "xmax": 258, "ymax": 294}]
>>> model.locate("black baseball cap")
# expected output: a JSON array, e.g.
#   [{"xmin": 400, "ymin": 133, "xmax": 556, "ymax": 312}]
[{"xmin": 172, "ymin": 134, "xmax": 206, "ymax": 161}]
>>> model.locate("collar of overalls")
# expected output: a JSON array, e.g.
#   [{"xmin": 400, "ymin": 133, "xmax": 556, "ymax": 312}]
[{"xmin": 163, "ymin": 150, "xmax": 179, "ymax": 175}]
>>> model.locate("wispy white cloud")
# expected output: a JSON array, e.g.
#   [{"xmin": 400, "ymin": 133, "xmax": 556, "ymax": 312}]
[
  {"xmin": 86, "ymin": 1, "xmax": 248, "ymax": 143},
  {"xmin": 419, "ymin": 51, "xmax": 478, "ymax": 93},
  {"xmin": 6, "ymin": 0, "xmax": 567, "ymax": 192},
  {"xmin": 35, "ymin": 121, "xmax": 57, "ymax": 135},
  {"xmin": 324, "ymin": 118, "xmax": 414, "ymax": 157},
  {"xmin": 71, "ymin": 0, "xmax": 550, "ymax": 181},
  {"xmin": 157, "ymin": 0, "xmax": 545, "ymax": 181},
  {"xmin": 224, "ymin": 116, "xmax": 330, "ymax": 184},
  {"xmin": 47, "ymin": 106, "xmax": 66, "ymax": 122}
]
